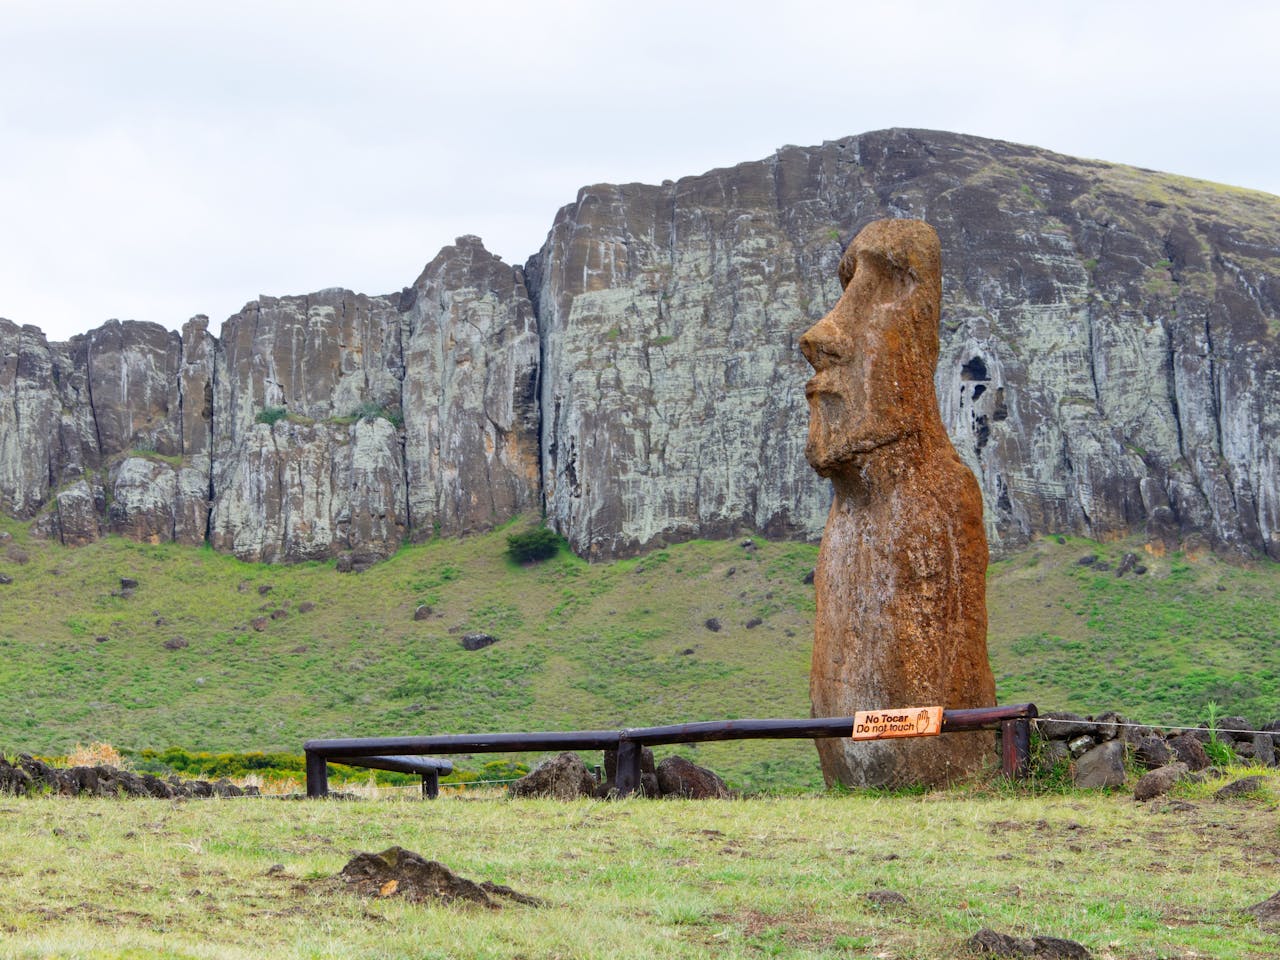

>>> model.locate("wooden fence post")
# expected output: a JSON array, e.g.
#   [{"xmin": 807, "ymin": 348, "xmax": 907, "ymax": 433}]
[
  {"xmin": 305, "ymin": 750, "xmax": 329, "ymax": 798},
  {"xmin": 1001, "ymin": 717, "xmax": 1032, "ymax": 778}
]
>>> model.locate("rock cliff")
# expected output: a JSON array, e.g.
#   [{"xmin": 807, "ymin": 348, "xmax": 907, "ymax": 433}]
[
  {"xmin": 2, "ymin": 130, "xmax": 1278, "ymax": 561},
  {"xmin": 528, "ymin": 130, "xmax": 1280, "ymax": 560}
]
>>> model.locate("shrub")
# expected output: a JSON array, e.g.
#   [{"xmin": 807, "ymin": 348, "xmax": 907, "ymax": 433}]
[
  {"xmin": 255, "ymin": 406, "xmax": 287, "ymax": 426},
  {"xmin": 507, "ymin": 526, "xmax": 563, "ymax": 564},
  {"xmin": 350, "ymin": 401, "xmax": 404, "ymax": 429}
]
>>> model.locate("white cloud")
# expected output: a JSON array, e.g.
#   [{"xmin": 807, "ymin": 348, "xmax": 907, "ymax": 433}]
[{"xmin": 2, "ymin": 0, "xmax": 1277, "ymax": 340}]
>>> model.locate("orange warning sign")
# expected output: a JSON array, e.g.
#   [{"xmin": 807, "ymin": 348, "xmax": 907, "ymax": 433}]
[{"xmin": 851, "ymin": 706, "xmax": 943, "ymax": 740}]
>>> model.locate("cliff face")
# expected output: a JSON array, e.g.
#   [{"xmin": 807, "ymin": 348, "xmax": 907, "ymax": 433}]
[
  {"xmin": 2, "ymin": 130, "xmax": 1278, "ymax": 561},
  {"xmin": 529, "ymin": 130, "xmax": 1280, "ymax": 560},
  {"xmin": 2, "ymin": 237, "xmax": 538, "ymax": 562}
]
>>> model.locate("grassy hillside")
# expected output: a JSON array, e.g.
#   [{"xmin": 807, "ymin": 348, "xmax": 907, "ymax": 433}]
[{"xmin": 1, "ymin": 515, "xmax": 1278, "ymax": 790}]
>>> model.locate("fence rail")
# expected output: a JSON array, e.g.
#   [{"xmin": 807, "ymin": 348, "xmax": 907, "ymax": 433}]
[{"xmin": 304, "ymin": 703, "xmax": 1037, "ymax": 798}]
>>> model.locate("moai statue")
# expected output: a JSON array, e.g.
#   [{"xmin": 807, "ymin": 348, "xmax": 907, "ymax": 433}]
[{"xmin": 800, "ymin": 218, "xmax": 997, "ymax": 788}]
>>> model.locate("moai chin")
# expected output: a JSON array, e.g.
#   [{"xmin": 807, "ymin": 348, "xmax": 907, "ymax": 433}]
[{"xmin": 800, "ymin": 218, "xmax": 997, "ymax": 788}]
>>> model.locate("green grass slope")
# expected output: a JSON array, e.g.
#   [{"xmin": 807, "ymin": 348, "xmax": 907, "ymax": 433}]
[{"xmin": 1, "ymin": 514, "xmax": 1278, "ymax": 789}]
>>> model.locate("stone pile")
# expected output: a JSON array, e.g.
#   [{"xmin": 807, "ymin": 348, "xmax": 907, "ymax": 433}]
[
  {"xmin": 508, "ymin": 750, "xmax": 731, "ymax": 800},
  {"xmin": 0, "ymin": 753, "xmax": 257, "ymax": 799},
  {"xmin": 1033, "ymin": 710, "xmax": 1278, "ymax": 791}
]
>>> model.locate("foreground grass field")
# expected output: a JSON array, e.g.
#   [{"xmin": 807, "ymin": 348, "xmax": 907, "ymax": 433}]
[
  {"xmin": 1, "ymin": 514, "xmax": 1278, "ymax": 790},
  {"xmin": 2, "ymin": 776, "xmax": 1278, "ymax": 959}
]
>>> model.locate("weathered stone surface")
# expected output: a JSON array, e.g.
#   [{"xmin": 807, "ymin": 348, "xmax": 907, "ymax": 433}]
[
  {"xmin": 1254, "ymin": 733, "xmax": 1276, "ymax": 767},
  {"xmin": 508, "ymin": 752, "xmax": 597, "ymax": 799},
  {"xmin": 804, "ymin": 220, "xmax": 996, "ymax": 789},
  {"xmin": 36, "ymin": 479, "xmax": 104, "ymax": 546},
  {"xmin": 527, "ymin": 129, "xmax": 1280, "ymax": 561},
  {"xmin": 654, "ymin": 756, "xmax": 731, "ymax": 799},
  {"xmin": 1074, "ymin": 740, "xmax": 1127, "ymax": 789},
  {"xmin": 401, "ymin": 236, "xmax": 541, "ymax": 539},
  {"xmin": 1214, "ymin": 775, "xmax": 1267, "ymax": 800},
  {"xmin": 210, "ymin": 416, "xmax": 406, "ymax": 563},
  {"xmin": 1168, "ymin": 734, "xmax": 1211, "ymax": 771},
  {"xmin": 461, "ymin": 632, "xmax": 498, "ymax": 651},
  {"xmin": 1034, "ymin": 716, "xmax": 1095, "ymax": 742},
  {"xmin": 1134, "ymin": 762, "xmax": 1189, "ymax": 801},
  {"xmin": 5, "ymin": 129, "xmax": 1280, "ymax": 564},
  {"xmin": 1133, "ymin": 735, "xmax": 1175, "ymax": 770},
  {"xmin": 966, "ymin": 927, "xmax": 1092, "ymax": 959}
]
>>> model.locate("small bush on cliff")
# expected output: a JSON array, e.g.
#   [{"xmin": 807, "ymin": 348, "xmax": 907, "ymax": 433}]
[
  {"xmin": 507, "ymin": 526, "xmax": 563, "ymax": 564},
  {"xmin": 255, "ymin": 406, "xmax": 288, "ymax": 426},
  {"xmin": 350, "ymin": 401, "xmax": 404, "ymax": 429}
]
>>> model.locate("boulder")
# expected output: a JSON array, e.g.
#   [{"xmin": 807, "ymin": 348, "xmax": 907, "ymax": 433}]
[
  {"xmin": 461, "ymin": 632, "xmax": 498, "ymax": 651},
  {"xmin": 1216, "ymin": 716, "xmax": 1254, "ymax": 741},
  {"xmin": 1067, "ymin": 735, "xmax": 1095, "ymax": 758},
  {"xmin": 966, "ymin": 927, "xmax": 1091, "ymax": 958},
  {"xmin": 508, "ymin": 752, "xmax": 597, "ymax": 800},
  {"xmin": 1134, "ymin": 763, "xmax": 1189, "ymax": 802},
  {"xmin": 1073, "ymin": 741, "xmax": 1127, "ymax": 789},
  {"xmin": 1253, "ymin": 734, "xmax": 1276, "ymax": 767},
  {"xmin": 655, "ymin": 756, "xmax": 731, "ymax": 799},
  {"xmin": 1214, "ymin": 776, "xmax": 1268, "ymax": 801},
  {"xmin": 1037, "ymin": 712, "xmax": 1093, "ymax": 740},
  {"xmin": 1132, "ymin": 736, "xmax": 1174, "ymax": 770},
  {"xmin": 1092, "ymin": 711, "xmax": 1123, "ymax": 741},
  {"xmin": 1168, "ymin": 734, "xmax": 1210, "ymax": 771}
]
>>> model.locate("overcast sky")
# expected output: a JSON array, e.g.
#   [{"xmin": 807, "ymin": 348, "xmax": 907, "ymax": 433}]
[{"xmin": 3, "ymin": 0, "xmax": 1277, "ymax": 342}]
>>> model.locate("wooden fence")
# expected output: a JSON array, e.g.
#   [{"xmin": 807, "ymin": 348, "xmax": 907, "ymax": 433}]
[{"xmin": 303, "ymin": 703, "xmax": 1037, "ymax": 798}]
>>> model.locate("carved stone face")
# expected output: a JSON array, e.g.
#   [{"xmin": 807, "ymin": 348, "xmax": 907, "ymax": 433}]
[{"xmin": 799, "ymin": 220, "xmax": 941, "ymax": 477}]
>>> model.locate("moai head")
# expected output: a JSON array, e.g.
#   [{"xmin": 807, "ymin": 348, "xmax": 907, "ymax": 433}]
[{"xmin": 799, "ymin": 219, "xmax": 943, "ymax": 478}]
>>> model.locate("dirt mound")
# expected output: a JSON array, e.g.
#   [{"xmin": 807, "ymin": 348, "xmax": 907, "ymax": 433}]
[{"xmin": 339, "ymin": 847, "xmax": 542, "ymax": 908}]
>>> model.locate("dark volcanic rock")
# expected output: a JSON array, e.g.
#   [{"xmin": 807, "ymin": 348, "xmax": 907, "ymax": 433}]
[
  {"xmin": 461, "ymin": 632, "xmax": 498, "ymax": 651},
  {"xmin": 1037, "ymin": 712, "xmax": 1094, "ymax": 740},
  {"xmin": 1214, "ymin": 776, "xmax": 1267, "ymax": 801},
  {"xmin": 655, "ymin": 756, "xmax": 731, "ymax": 799},
  {"xmin": 508, "ymin": 752, "xmax": 597, "ymax": 800},
  {"xmin": 1133, "ymin": 762, "xmax": 1189, "ymax": 801},
  {"xmin": 1133, "ymin": 735, "xmax": 1175, "ymax": 770},
  {"xmin": 966, "ymin": 927, "xmax": 1091, "ymax": 958},
  {"xmin": 1073, "ymin": 740, "xmax": 1127, "ymax": 789},
  {"xmin": 1168, "ymin": 734, "xmax": 1211, "ymax": 771}
]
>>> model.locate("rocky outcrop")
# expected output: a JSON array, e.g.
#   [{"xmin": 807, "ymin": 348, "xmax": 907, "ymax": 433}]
[
  {"xmin": 3, "ymin": 129, "xmax": 1280, "ymax": 561},
  {"xmin": 3, "ymin": 240, "xmax": 537, "ymax": 562},
  {"xmin": 400, "ymin": 236, "xmax": 541, "ymax": 538},
  {"xmin": 0, "ymin": 753, "xmax": 255, "ymax": 799},
  {"xmin": 528, "ymin": 129, "xmax": 1280, "ymax": 560}
]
